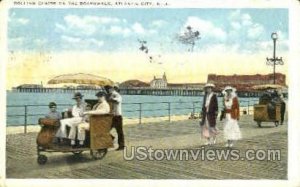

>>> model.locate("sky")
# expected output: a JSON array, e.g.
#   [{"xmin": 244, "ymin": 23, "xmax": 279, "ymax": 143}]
[{"xmin": 7, "ymin": 8, "xmax": 289, "ymax": 89}]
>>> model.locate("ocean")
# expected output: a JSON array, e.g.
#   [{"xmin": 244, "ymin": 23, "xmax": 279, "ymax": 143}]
[{"xmin": 6, "ymin": 91, "xmax": 259, "ymax": 126}]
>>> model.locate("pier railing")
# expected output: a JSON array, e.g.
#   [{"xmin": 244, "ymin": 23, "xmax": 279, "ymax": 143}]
[{"xmin": 6, "ymin": 100, "xmax": 258, "ymax": 133}]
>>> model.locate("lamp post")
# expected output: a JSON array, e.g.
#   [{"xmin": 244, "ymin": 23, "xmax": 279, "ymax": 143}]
[{"xmin": 266, "ymin": 32, "xmax": 284, "ymax": 84}]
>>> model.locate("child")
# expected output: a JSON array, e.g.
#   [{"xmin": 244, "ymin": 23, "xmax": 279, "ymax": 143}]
[
  {"xmin": 45, "ymin": 102, "xmax": 62, "ymax": 144},
  {"xmin": 45, "ymin": 102, "xmax": 62, "ymax": 120}
]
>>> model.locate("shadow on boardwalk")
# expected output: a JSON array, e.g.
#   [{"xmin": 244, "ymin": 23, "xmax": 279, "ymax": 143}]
[{"xmin": 6, "ymin": 115, "xmax": 287, "ymax": 179}]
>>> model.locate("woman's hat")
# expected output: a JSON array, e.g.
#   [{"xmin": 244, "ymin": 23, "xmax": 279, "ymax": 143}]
[
  {"xmin": 224, "ymin": 86, "xmax": 234, "ymax": 91},
  {"xmin": 72, "ymin": 92, "xmax": 83, "ymax": 99},
  {"xmin": 223, "ymin": 86, "xmax": 237, "ymax": 93},
  {"xmin": 204, "ymin": 83, "xmax": 215, "ymax": 88},
  {"xmin": 49, "ymin": 102, "xmax": 57, "ymax": 108}
]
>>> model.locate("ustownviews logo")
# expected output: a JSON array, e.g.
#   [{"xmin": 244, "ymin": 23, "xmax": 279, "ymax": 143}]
[{"xmin": 123, "ymin": 146, "xmax": 281, "ymax": 161}]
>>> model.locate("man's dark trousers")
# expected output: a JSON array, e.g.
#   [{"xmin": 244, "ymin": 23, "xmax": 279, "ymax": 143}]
[{"xmin": 112, "ymin": 115, "xmax": 125, "ymax": 148}]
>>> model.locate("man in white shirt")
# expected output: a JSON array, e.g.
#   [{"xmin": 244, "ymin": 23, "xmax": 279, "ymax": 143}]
[
  {"xmin": 105, "ymin": 85, "xmax": 125, "ymax": 150},
  {"xmin": 56, "ymin": 92, "xmax": 86, "ymax": 147},
  {"xmin": 77, "ymin": 91, "xmax": 110, "ymax": 147}
]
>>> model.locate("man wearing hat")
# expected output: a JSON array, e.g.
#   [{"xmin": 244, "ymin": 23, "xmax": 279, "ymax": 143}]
[
  {"xmin": 57, "ymin": 92, "xmax": 86, "ymax": 146},
  {"xmin": 105, "ymin": 84, "xmax": 125, "ymax": 151},
  {"xmin": 45, "ymin": 102, "xmax": 62, "ymax": 120},
  {"xmin": 200, "ymin": 83, "xmax": 219, "ymax": 145},
  {"xmin": 77, "ymin": 91, "xmax": 110, "ymax": 147}
]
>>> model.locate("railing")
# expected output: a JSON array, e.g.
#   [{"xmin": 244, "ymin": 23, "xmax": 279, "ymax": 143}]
[{"xmin": 6, "ymin": 99, "xmax": 258, "ymax": 133}]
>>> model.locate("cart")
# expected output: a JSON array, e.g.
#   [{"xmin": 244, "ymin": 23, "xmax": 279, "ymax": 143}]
[
  {"xmin": 36, "ymin": 100, "xmax": 114, "ymax": 165},
  {"xmin": 252, "ymin": 84, "xmax": 286, "ymax": 128},
  {"xmin": 253, "ymin": 103, "xmax": 281, "ymax": 127}
]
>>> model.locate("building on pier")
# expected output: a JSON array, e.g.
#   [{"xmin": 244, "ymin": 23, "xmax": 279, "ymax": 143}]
[
  {"xmin": 16, "ymin": 84, "xmax": 43, "ymax": 89},
  {"xmin": 150, "ymin": 72, "xmax": 168, "ymax": 88},
  {"xmin": 208, "ymin": 73, "xmax": 287, "ymax": 92}
]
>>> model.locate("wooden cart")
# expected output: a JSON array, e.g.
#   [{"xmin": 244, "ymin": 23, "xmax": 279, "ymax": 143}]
[
  {"xmin": 253, "ymin": 104, "xmax": 281, "ymax": 127},
  {"xmin": 36, "ymin": 101, "xmax": 114, "ymax": 165}
]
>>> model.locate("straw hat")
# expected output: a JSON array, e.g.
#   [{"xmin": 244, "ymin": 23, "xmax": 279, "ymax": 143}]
[
  {"xmin": 204, "ymin": 83, "xmax": 215, "ymax": 88},
  {"xmin": 95, "ymin": 91, "xmax": 106, "ymax": 97},
  {"xmin": 72, "ymin": 92, "xmax": 84, "ymax": 99},
  {"xmin": 223, "ymin": 86, "xmax": 237, "ymax": 92}
]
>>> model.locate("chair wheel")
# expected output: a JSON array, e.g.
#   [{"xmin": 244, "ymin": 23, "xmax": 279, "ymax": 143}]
[
  {"xmin": 90, "ymin": 149, "xmax": 107, "ymax": 160},
  {"xmin": 72, "ymin": 151, "xmax": 83, "ymax": 156},
  {"xmin": 37, "ymin": 154, "xmax": 48, "ymax": 165}
]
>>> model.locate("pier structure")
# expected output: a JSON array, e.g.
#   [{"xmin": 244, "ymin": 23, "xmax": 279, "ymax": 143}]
[
  {"xmin": 12, "ymin": 87, "xmax": 97, "ymax": 94},
  {"xmin": 11, "ymin": 87, "xmax": 263, "ymax": 97},
  {"xmin": 119, "ymin": 87, "xmax": 204, "ymax": 96}
]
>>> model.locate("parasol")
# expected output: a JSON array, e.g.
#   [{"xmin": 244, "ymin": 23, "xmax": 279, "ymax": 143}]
[{"xmin": 48, "ymin": 73, "xmax": 114, "ymax": 86}]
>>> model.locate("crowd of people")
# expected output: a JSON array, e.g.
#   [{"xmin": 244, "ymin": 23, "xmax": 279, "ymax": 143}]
[{"xmin": 44, "ymin": 83, "xmax": 286, "ymax": 150}]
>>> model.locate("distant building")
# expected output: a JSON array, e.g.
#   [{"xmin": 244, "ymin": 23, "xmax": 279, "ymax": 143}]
[
  {"xmin": 150, "ymin": 72, "xmax": 168, "ymax": 88},
  {"xmin": 119, "ymin": 80, "xmax": 150, "ymax": 88},
  {"xmin": 121, "ymin": 73, "xmax": 205, "ymax": 90},
  {"xmin": 207, "ymin": 73, "xmax": 286, "ymax": 91},
  {"xmin": 16, "ymin": 84, "xmax": 43, "ymax": 89}
]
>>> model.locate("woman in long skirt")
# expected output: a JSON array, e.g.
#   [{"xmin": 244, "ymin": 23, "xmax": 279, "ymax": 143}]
[
  {"xmin": 200, "ymin": 83, "xmax": 219, "ymax": 145},
  {"xmin": 201, "ymin": 118, "xmax": 218, "ymax": 145},
  {"xmin": 222, "ymin": 86, "xmax": 242, "ymax": 147}
]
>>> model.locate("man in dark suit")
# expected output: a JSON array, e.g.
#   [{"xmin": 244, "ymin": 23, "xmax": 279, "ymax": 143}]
[{"xmin": 200, "ymin": 83, "xmax": 218, "ymax": 145}]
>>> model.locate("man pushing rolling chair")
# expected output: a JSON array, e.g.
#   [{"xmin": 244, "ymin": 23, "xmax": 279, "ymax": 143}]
[{"xmin": 104, "ymin": 85, "xmax": 125, "ymax": 151}]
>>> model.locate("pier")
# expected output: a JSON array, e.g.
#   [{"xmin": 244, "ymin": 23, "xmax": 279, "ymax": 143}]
[
  {"xmin": 12, "ymin": 87, "xmax": 263, "ymax": 97},
  {"xmin": 120, "ymin": 87, "xmax": 205, "ymax": 96}
]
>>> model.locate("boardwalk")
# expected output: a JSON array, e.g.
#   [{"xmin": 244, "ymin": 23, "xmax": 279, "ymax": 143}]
[{"xmin": 6, "ymin": 115, "xmax": 287, "ymax": 179}]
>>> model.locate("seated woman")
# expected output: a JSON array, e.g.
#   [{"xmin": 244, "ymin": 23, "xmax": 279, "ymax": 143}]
[{"xmin": 77, "ymin": 91, "xmax": 110, "ymax": 147}]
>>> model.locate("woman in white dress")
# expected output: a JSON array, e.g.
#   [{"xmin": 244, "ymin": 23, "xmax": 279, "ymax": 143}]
[{"xmin": 222, "ymin": 86, "xmax": 242, "ymax": 147}]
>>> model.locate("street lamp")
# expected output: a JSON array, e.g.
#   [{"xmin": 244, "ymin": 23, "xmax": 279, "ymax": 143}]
[{"xmin": 266, "ymin": 32, "xmax": 284, "ymax": 84}]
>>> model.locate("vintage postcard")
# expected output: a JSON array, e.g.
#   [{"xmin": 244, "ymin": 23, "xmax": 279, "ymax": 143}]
[{"xmin": 0, "ymin": 0, "xmax": 300, "ymax": 187}]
